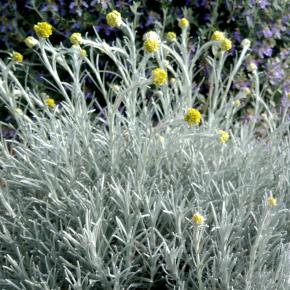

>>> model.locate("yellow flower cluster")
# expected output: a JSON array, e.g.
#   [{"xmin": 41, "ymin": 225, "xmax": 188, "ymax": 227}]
[
  {"xmin": 211, "ymin": 31, "xmax": 232, "ymax": 51},
  {"xmin": 106, "ymin": 10, "xmax": 122, "ymax": 28},
  {"xmin": 220, "ymin": 38, "xmax": 232, "ymax": 51},
  {"xmin": 151, "ymin": 68, "xmax": 167, "ymax": 86},
  {"xmin": 218, "ymin": 130, "xmax": 229, "ymax": 144},
  {"xmin": 192, "ymin": 213, "xmax": 204, "ymax": 225},
  {"xmin": 34, "ymin": 22, "xmax": 53, "ymax": 38},
  {"xmin": 143, "ymin": 31, "xmax": 160, "ymax": 53},
  {"xmin": 211, "ymin": 31, "xmax": 225, "ymax": 41},
  {"xmin": 70, "ymin": 32, "xmax": 82, "ymax": 45},
  {"xmin": 178, "ymin": 18, "xmax": 189, "ymax": 29},
  {"xmin": 44, "ymin": 97, "xmax": 55, "ymax": 108},
  {"xmin": 166, "ymin": 32, "xmax": 177, "ymax": 42},
  {"xmin": 184, "ymin": 108, "xmax": 201, "ymax": 126},
  {"xmin": 267, "ymin": 196, "xmax": 277, "ymax": 208},
  {"xmin": 12, "ymin": 51, "xmax": 23, "ymax": 63}
]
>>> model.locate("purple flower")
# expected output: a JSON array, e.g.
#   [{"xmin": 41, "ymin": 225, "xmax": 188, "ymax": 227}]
[
  {"xmin": 258, "ymin": 0, "xmax": 269, "ymax": 9},
  {"xmin": 262, "ymin": 26, "xmax": 274, "ymax": 38},
  {"xmin": 253, "ymin": 41, "xmax": 273, "ymax": 58},
  {"xmin": 195, "ymin": 0, "xmax": 208, "ymax": 7},
  {"xmin": 71, "ymin": 22, "xmax": 81, "ymax": 31},
  {"xmin": 233, "ymin": 30, "xmax": 241, "ymax": 42},
  {"xmin": 145, "ymin": 15, "xmax": 155, "ymax": 27},
  {"xmin": 267, "ymin": 61, "xmax": 285, "ymax": 85},
  {"xmin": 280, "ymin": 48, "xmax": 290, "ymax": 60}
]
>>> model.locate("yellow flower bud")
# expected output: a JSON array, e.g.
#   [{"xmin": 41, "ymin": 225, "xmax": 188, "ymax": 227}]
[
  {"xmin": 80, "ymin": 49, "xmax": 87, "ymax": 58},
  {"xmin": 184, "ymin": 108, "xmax": 201, "ymax": 126},
  {"xmin": 192, "ymin": 213, "xmax": 204, "ymax": 225},
  {"xmin": 220, "ymin": 38, "xmax": 232, "ymax": 51},
  {"xmin": 267, "ymin": 196, "xmax": 277, "ymax": 208},
  {"xmin": 211, "ymin": 31, "xmax": 225, "ymax": 41},
  {"xmin": 247, "ymin": 62, "xmax": 257, "ymax": 72},
  {"xmin": 166, "ymin": 32, "xmax": 177, "ymax": 42},
  {"xmin": 12, "ymin": 51, "xmax": 23, "ymax": 63},
  {"xmin": 24, "ymin": 36, "xmax": 38, "ymax": 48},
  {"xmin": 106, "ymin": 10, "xmax": 122, "ymax": 28},
  {"xmin": 218, "ymin": 130, "xmax": 229, "ymax": 144},
  {"xmin": 242, "ymin": 87, "xmax": 251, "ymax": 96},
  {"xmin": 151, "ymin": 68, "xmax": 167, "ymax": 86},
  {"xmin": 178, "ymin": 18, "xmax": 189, "ymax": 29},
  {"xmin": 70, "ymin": 32, "xmax": 82, "ymax": 45},
  {"xmin": 44, "ymin": 97, "xmax": 55, "ymax": 108},
  {"xmin": 233, "ymin": 100, "xmax": 241, "ymax": 108},
  {"xmin": 143, "ymin": 31, "xmax": 160, "ymax": 53}
]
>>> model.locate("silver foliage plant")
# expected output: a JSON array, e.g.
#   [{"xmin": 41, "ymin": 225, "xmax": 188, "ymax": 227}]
[{"xmin": 0, "ymin": 8, "xmax": 290, "ymax": 290}]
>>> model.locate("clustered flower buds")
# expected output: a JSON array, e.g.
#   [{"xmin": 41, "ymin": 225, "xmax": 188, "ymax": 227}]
[
  {"xmin": 211, "ymin": 31, "xmax": 232, "ymax": 51},
  {"xmin": 106, "ymin": 10, "xmax": 122, "ymax": 28},
  {"xmin": 218, "ymin": 130, "xmax": 230, "ymax": 144},
  {"xmin": 211, "ymin": 31, "xmax": 225, "ymax": 41},
  {"xmin": 220, "ymin": 38, "xmax": 232, "ymax": 51},
  {"xmin": 184, "ymin": 108, "xmax": 201, "ymax": 126},
  {"xmin": 70, "ymin": 32, "xmax": 83, "ymax": 45},
  {"xmin": 166, "ymin": 31, "xmax": 177, "ymax": 42},
  {"xmin": 44, "ymin": 97, "xmax": 56, "ymax": 108},
  {"xmin": 151, "ymin": 68, "xmax": 167, "ymax": 86},
  {"xmin": 192, "ymin": 213, "xmax": 204, "ymax": 225},
  {"xmin": 11, "ymin": 51, "xmax": 23, "ymax": 63},
  {"xmin": 178, "ymin": 17, "xmax": 189, "ymax": 29},
  {"xmin": 34, "ymin": 22, "xmax": 53, "ymax": 38},
  {"xmin": 143, "ymin": 31, "xmax": 160, "ymax": 53},
  {"xmin": 267, "ymin": 196, "xmax": 277, "ymax": 208}
]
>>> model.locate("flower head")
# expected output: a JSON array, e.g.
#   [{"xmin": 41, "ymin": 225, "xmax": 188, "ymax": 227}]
[
  {"xmin": 106, "ymin": 10, "xmax": 122, "ymax": 28},
  {"xmin": 44, "ymin": 97, "xmax": 55, "ymax": 108},
  {"xmin": 211, "ymin": 31, "xmax": 225, "ymax": 41},
  {"xmin": 247, "ymin": 62, "xmax": 257, "ymax": 72},
  {"xmin": 166, "ymin": 31, "xmax": 177, "ymax": 42},
  {"xmin": 242, "ymin": 87, "xmax": 251, "ymax": 96},
  {"xmin": 11, "ymin": 51, "xmax": 23, "ymax": 63},
  {"xmin": 220, "ymin": 38, "xmax": 232, "ymax": 51},
  {"xmin": 241, "ymin": 38, "xmax": 251, "ymax": 48},
  {"xmin": 151, "ymin": 68, "xmax": 167, "ymax": 86},
  {"xmin": 80, "ymin": 49, "xmax": 87, "ymax": 58},
  {"xmin": 184, "ymin": 108, "xmax": 201, "ymax": 126},
  {"xmin": 267, "ymin": 196, "xmax": 277, "ymax": 208},
  {"xmin": 192, "ymin": 213, "xmax": 204, "ymax": 225},
  {"xmin": 34, "ymin": 22, "xmax": 53, "ymax": 38},
  {"xmin": 24, "ymin": 36, "xmax": 38, "ymax": 48},
  {"xmin": 143, "ymin": 31, "xmax": 160, "ymax": 53},
  {"xmin": 70, "ymin": 32, "xmax": 82, "ymax": 45},
  {"xmin": 233, "ymin": 100, "xmax": 241, "ymax": 108},
  {"xmin": 218, "ymin": 130, "xmax": 229, "ymax": 144},
  {"xmin": 178, "ymin": 18, "xmax": 189, "ymax": 29}
]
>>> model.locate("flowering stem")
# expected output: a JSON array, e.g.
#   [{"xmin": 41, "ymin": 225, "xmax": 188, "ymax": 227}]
[
  {"xmin": 221, "ymin": 45, "xmax": 249, "ymax": 109},
  {"xmin": 39, "ymin": 39, "xmax": 72, "ymax": 106}
]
